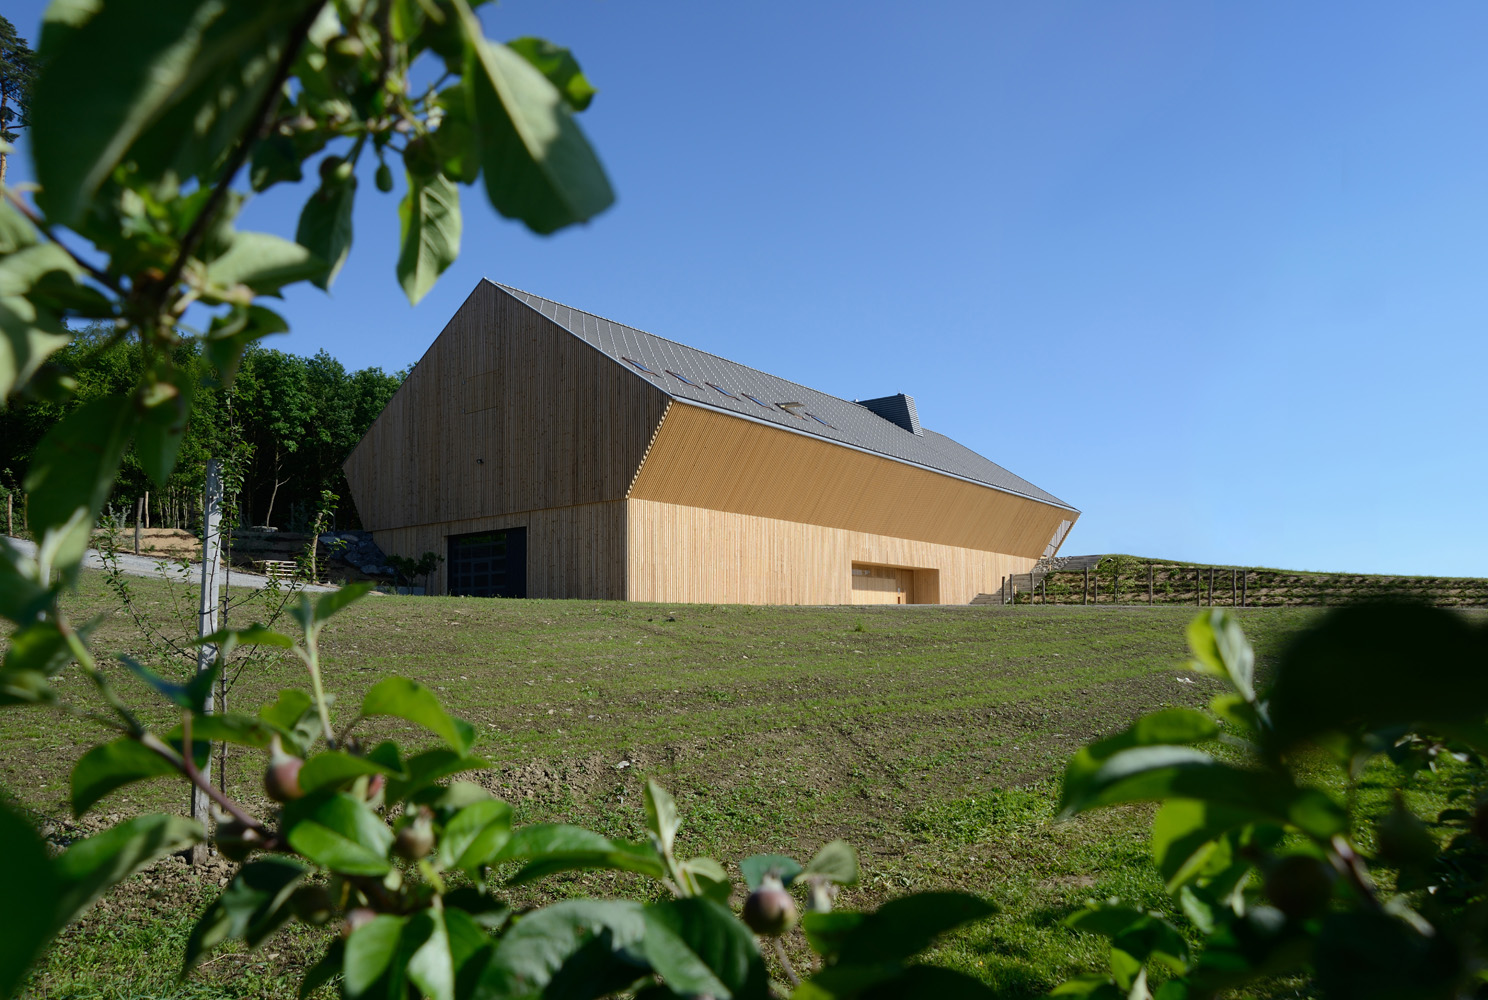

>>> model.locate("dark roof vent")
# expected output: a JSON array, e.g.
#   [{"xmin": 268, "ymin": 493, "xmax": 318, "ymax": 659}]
[{"xmin": 855, "ymin": 393, "xmax": 922, "ymax": 436}]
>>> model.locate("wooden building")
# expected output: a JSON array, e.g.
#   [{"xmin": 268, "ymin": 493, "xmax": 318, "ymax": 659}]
[{"xmin": 344, "ymin": 281, "xmax": 1079, "ymax": 604}]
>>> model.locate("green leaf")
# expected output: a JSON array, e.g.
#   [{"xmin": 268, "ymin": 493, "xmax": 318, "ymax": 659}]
[
  {"xmin": 298, "ymin": 750, "xmax": 401, "ymax": 795},
  {"xmin": 23, "ymin": 395, "xmax": 137, "ymax": 578},
  {"xmin": 314, "ymin": 581, "xmax": 373, "ymax": 624},
  {"xmin": 406, "ymin": 909, "xmax": 456, "ymax": 1000},
  {"xmin": 1268, "ymin": 603, "xmax": 1488, "ymax": 752},
  {"xmin": 344, "ymin": 914, "xmax": 409, "ymax": 997},
  {"xmin": 493, "ymin": 823, "xmax": 667, "ymax": 885},
  {"xmin": 860, "ymin": 966, "xmax": 1000, "ymax": 999},
  {"xmin": 250, "ymin": 132, "xmax": 305, "ymax": 191},
  {"xmin": 740, "ymin": 853, "xmax": 802, "ymax": 890},
  {"xmin": 643, "ymin": 897, "xmax": 768, "ymax": 1000},
  {"xmin": 0, "ymin": 540, "xmax": 55, "ymax": 624},
  {"xmin": 480, "ymin": 899, "xmax": 646, "ymax": 998},
  {"xmin": 183, "ymin": 857, "xmax": 307, "ymax": 970},
  {"xmin": 29, "ymin": 0, "xmax": 318, "ymax": 224},
  {"xmin": 0, "ymin": 198, "xmax": 38, "ymax": 254},
  {"xmin": 0, "ymin": 803, "xmax": 59, "ymax": 997},
  {"xmin": 644, "ymin": 779, "xmax": 680, "ymax": 855},
  {"xmin": 440, "ymin": 798, "xmax": 513, "ymax": 875},
  {"xmin": 259, "ymin": 688, "xmax": 320, "ymax": 756},
  {"xmin": 832, "ymin": 892, "xmax": 995, "ymax": 966},
  {"xmin": 1187, "ymin": 611, "xmax": 1256, "ymax": 703},
  {"xmin": 505, "ymin": 37, "xmax": 597, "ymax": 112},
  {"xmin": 206, "ymin": 231, "xmax": 326, "ymax": 295},
  {"xmin": 166, "ymin": 712, "xmax": 277, "ymax": 749},
  {"xmin": 296, "ymin": 177, "xmax": 357, "ymax": 291},
  {"xmin": 199, "ymin": 624, "xmax": 295, "ymax": 660},
  {"xmin": 284, "ymin": 793, "xmax": 394, "ymax": 875},
  {"xmin": 2, "ymin": 620, "xmax": 79, "ymax": 678},
  {"xmin": 396, "ymin": 171, "xmax": 461, "ymax": 305},
  {"xmin": 360, "ymin": 675, "xmax": 475, "ymax": 754},
  {"xmin": 1150, "ymin": 799, "xmax": 1259, "ymax": 891},
  {"xmin": 53, "ymin": 814, "xmax": 204, "ymax": 933},
  {"xmin": 799, "ymin": 911, "xmax": 864, "ymax": 958},
  {"xmin": 119, "ymin": 654, "xmax": 213, "ymax": 712},
  {"xmin": 0, "ymin": 245, "xmax": 78, "ymax": 401},
  {"xmin": 1057, "ymin": 744, "xmax": 1347, "ymax": 840},
  {"xmin": 680, "ymin": 856, "xmax": 732, "ymax": 903},
  {"xmin": 803, "ymin": 840, "xmax": 859, "ymax": 886},
  {"xmin": 1062, "ymin": 709, "xmax": 1220, "ymax": 798},
  {"xmin": 135, "ymin": 371, "xmax": 196, "ymax": 488},
  {"xmin": 384, "ymin": 748, "xmax": 487, "ymax": 805},
  {"xmin": 70, "ymin": 738, "xmax": 179, "ymax": 816},
  {"xmin": 455, "ymin": 0, "xmax": 615, "ymax": 234},
  {"xmin": 432, "ymin": 87, "xmax": 479, "ymax": 185},
  {"xmin": 206, "ymin": 304, "xmax": 288, "ymax": 383},
  {"xmin": 299, "ymin": 939, "xmax": 344, "ymax": 999}
]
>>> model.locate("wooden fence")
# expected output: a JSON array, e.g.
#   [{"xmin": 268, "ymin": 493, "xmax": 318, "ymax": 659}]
[{"xmin": 989, "ymin": 561, "xmax": 1488, "ymax": 609}]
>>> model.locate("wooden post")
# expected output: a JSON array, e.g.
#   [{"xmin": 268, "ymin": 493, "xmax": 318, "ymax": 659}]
[
  {"xmin": 1196, "ymin": 568, "xmax": 1201, "ymax": 606},
  {"xmin": 5, "ymin": 490, "xmax": 10, "ymax": 537},
  {"xmin": 133, "ymin": 496, "xmax": 142, "ymax": 555},
  {"xmin": 191, "ymin": 460, "xmax": 223, "ymax": 865},
  {"xmin": 1113, "ymin": 563, "xmax": 1119, "ymax": 605},
  {"xmin": 1083, "ymin": 567, "xmax": 1089, "ymax": 605},
  {"xmin": 1093, "ymin": 572, "xmax": 1099, "ymax": 604},
  {"xmin": 1149, "ymin": 563, "xmax": 1154, "ymax": 604},
  {"xmin": 1232, "ymin": 568, "xmax": 1238, "ymax": 606},
  {"xmin": 1209, "ymin": 567, "xmax": 1215, "ymax": 606},
  {"xmin": 1010, "ymin": 577, "xmax": 1016, "ymax": 605}
]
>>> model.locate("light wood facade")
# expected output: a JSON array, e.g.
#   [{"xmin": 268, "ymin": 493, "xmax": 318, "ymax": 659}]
[{"xmin": 344, "ymin": 281, "xmax": 1077, "ymax": 605}]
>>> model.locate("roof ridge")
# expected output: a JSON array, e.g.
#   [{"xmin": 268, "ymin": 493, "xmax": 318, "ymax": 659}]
[{"xmin": 490, "ymin": 280, "xmax": 873, "ymax": 413}]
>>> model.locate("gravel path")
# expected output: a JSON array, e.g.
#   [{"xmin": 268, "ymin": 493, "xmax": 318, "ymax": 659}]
[{"xmin": 3, "ymin": 536, "xmax": 339, "ymax": 593}]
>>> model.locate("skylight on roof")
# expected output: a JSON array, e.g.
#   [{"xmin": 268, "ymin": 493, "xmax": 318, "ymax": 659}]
[
  {"xmin": 622, "ymin": 357, "xmax": 656, "ymax": 375},
  {"xmin": 805, "ymin": 412, "xmax": 834, "ymax": 428},
  {"xmin": 705, "ymin": 382, "xmax": 737, "ymax": 399},
  {"xmin": 741, "ymin": 393, "xmax": 771, "ymax": 408},
  {"xmin": 665, "ymin": 370, "xmax": 701, "ymax": 388},
  {"xmin": 777, "ymin": 402, "xmax": 806, "ymax": 418}
]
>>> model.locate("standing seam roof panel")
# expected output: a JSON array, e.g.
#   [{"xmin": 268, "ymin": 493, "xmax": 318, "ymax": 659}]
[{"xmin": 492, "ymin": 281, "xmax": 1076, "ymax": 511}]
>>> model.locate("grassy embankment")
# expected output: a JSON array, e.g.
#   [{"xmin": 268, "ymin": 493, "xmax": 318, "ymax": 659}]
[{"xmin": 1, "ymin": 572, "xmax": 1471, "ymax": 999}]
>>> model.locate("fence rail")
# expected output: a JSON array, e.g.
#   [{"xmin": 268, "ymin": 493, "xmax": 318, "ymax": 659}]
[{"xmin": 977, "ymin": 560, "xmax": 1488, "ymax": 609}]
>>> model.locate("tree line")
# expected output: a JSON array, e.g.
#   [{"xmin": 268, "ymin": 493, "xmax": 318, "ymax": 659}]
[{"xmin": 0, "ymin": 324, "xmax": 405, "ymax": 533}]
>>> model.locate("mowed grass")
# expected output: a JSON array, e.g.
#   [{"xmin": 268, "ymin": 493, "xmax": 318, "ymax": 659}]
[{"xmin": 1, "ymin": 572, "xmax": 1405, "ymax": 998}]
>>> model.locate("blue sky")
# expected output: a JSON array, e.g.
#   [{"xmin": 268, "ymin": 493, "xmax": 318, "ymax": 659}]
[{"xmin": 8, "ymin": 1, "xmax": 1487, "ymax": 575}]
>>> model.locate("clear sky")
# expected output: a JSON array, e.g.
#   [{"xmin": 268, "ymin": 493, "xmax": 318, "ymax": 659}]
[{"xmin": 8, "ymin": 1, "xmax": 1487, "ymax": 575}]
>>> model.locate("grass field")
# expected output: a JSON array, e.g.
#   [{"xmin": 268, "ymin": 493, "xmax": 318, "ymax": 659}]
[{"xmin": 1, "ymin": 573, "xmax": 1463, "ymax": 999}]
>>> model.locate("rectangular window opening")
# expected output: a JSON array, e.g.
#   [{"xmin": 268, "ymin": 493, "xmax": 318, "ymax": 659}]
[
  {"xmin": 448, "ymin": 527, "xmax": 527, "ymax": 598},
  {"xmin": 705, "ymin": 382, "xmax": 737, "ymax": 399},
  {"xmin": 622, "ymin": 356, "xmax": 657, "ymax": 375},
  {"xmin": 665, "ymin": 370, "xmax": 702, "ymax": 388}
]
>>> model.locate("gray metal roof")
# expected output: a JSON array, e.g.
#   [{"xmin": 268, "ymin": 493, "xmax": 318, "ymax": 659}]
[{"xmin": 491, "ymin": 281, "xmax": 1077, "ymax": 511}]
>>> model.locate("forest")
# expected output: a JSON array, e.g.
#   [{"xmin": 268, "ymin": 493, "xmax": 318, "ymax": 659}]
[{"xmin": 0, "ymin": 324, "xmax": 405, "ymax": 533}]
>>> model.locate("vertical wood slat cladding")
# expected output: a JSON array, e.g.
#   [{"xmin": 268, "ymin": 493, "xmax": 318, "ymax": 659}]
[
  {"xmin": 371, "ymin": 501, "xmax": 627, "ymax": 600},
  {"xmin": 628, "ymin": 403, "xmax": 1076, "ymax": 558},
  {"xmin": 627, "ymin": 498, "xmax": 1036, "ymax": 605},
  {"xmin": 343, "ymin": 282, "xmax": 671, "ymax": 533}
]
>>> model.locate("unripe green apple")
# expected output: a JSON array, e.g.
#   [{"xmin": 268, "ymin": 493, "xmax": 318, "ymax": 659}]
[{"xmin": 742, "ymin": 875, "xmax": 797, "ymax": 936}]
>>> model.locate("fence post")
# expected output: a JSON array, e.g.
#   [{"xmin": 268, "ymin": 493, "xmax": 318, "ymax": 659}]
[
  {"xmin": 133, "ymin": 496, "xmax": 143, "ymax": 555},
  {"xmin": 1242, "ymin": 571, "xmax": 1247, "ymax": 607},
  {"xmin": 1083, "ymin": 567, "xmax": 1089, "ymax": 605},
  {"xmin": 1148, "ymin": 563, "xmax": 1154, "ymax": 605},
  {"xmin": 1196, "ymin": 568, "xmax": 1201, "ymax": 606},
  {"xmin": 5, "ymin": 490, "xmax": 10, "ymax": 537},
  {"xmin": 1232, "ymin": 568, "xmax": 1238, "ymax": 606},
  {"xmin": 1209, "ymin": 567, "xmax": 1215, "ymax": 606},
  {"xmin": 1113, "ymin": 563, "xmax": 1120, "ymax": 605},
  {"xmin": 1094, "ymin": 571, "xmax": 1099, "ymax": 605}
]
